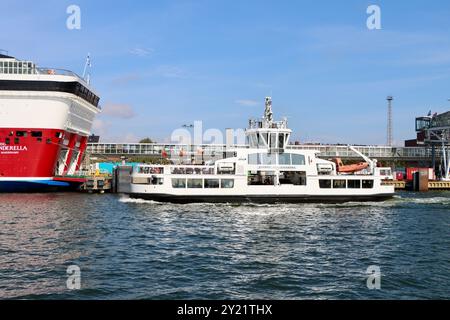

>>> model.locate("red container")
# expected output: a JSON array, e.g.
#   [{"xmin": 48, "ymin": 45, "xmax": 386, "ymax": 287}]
[
  {"xmin": 406, "ymin": 168, "xmax": 419, "ymax": 181},
  {"xmin": 396, "ymin": 172, "xmax": 404, "ymax": 181},
  {"xmin": 406, "ymin": 167, "xmax": 435, "ymax": 181}
]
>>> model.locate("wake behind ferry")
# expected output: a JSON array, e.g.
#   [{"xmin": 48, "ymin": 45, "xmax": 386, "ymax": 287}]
[
  {"xmin": 0, "ymin": 53, "xmax": 100, "ymax": 192},
  {"xmin": 129, "ymin": 97, "xmax": 395, "ymax": 203}
]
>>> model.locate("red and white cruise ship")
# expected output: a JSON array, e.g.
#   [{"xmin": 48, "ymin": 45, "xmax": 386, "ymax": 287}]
[{"xmin": 0, "ymin": 53, "xmax": 100, "ymax": 191}]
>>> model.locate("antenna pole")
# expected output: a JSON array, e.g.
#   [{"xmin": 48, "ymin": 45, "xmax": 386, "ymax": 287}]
[
  {"xmin": 82, "ymin": 53, "xmax": 91, "ymax": 80},
  {"xmin": 387, "ymin": 96, "xmax": 393, "ymax": 146}
]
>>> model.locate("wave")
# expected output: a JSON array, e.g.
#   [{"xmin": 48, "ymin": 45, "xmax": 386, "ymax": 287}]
[
  {"xmin": 402, "ymin": 196, "xmax": 450, "ymax": 205},
  {"xmin": 118, "ymin": 196, "xmax": 162, "ymax": 205},
  {"xmin": 117, "ymin": 194, "xmax": 450, "ymax": 208}
]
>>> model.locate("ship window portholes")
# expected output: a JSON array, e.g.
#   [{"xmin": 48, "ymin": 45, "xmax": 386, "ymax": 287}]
[
  {"xmin": 16, "ymin": 131, "xmax": 27, "ymax": 137},
  {"xmin": 292, "ymin": 154, "xmax": 306, "ymax": 165},
  {"xmin": 204, "ymin": 179, "xmax": 220, "ymax": 188},
  {"xmin": 31, "ymin": 131, "xmax": 42, "ymax": 137},
  {"xmin": 279, "ymin": 153, "xmax": 291, "ymax": 165},
  {"xmin": 187, "ymin": 179, "xmax": 203, "ymax": 188},
  {"xmin": 279, "ymin": 171, "xmax": 306, "ymax": 185},
  {"xmin": 362, "ymin": 180, "xmax": 374, "ymax": 189},
  {"xmin": 5, "ymin": 138, "xmax": 10, "ymax": 144},
  {"xmin": 172, "ymin": 178, "xmax": 186, "ymax": 188},
  {"xmin": 221, "ymin": 179, "xmax": 234, "ymax": 188},
  {"xmin": 261, "ymin": 153, "xmax": 277, "ymax": 165},
  {"xmin": 319, "ymin": 179, "xmax": 332, "ymax": 189},
  {"xmin": 14, "ymin": 138, "xmax": 19, "ymax": 144},
  {"xmin": 348, "ymin": 180, "xmax": 361, "ymax": 189},
  {"xmin": 333, "ymin": 180, "xmax": 347, "ymax": 189}
]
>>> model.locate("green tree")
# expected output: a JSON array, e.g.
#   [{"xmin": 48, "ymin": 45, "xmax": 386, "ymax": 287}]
[{"xmin": 139, "ymin": 137, "xmax": 154, "ymax": 144}]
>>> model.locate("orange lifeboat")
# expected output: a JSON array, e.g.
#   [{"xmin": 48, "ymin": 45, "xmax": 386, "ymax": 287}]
[{"xmin": 332, "ymin": 157, "xmax": 369, "ymax": 173}]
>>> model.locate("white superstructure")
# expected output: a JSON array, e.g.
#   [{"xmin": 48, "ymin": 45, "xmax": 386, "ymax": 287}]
[{"xmin": 129, "ymin": 97, "xmax": 395, "ymax": 203}]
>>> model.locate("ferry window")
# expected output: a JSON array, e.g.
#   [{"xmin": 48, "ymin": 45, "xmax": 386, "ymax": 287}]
[
  {"xmin": 260, "ymin": 133, "xmax": 268, "ymax": 147},
  {"xmin": 150, "ymin": 177, "xmax": 163, "ymax": 185},
  {"xmin": 319, "ymin": 179, "xmax": 332, "ymax": 189},
  {"xmin": 248, "ymin": 172, "xmax": 275, "ymax": 186},
  {"xmin": 248, "ymin": 153, "xmax": 260, "ymax": 165},
  {"xmin": 279, "ymin": 171, "xmax": 306, "ymax": 185},
  {"xmin": 221, "ymin": 179, "xmax": 234, "ymax": 188},
  {"xmin": 333, "ymin": 180, "xmax": 347, "ymax": 189},
  {"xmin": 348, "ymin": 180, "xmax": 361, "ymax": 189},
  {"xmin": 186, "ymin": 168, "xmax": 194, "ymax": 174},
  {"xmin": 204, "ymin": 179, "xmax": 219, "ymax": 188},
  {"xmin": 5, "ymin": 138, "xmax": 10, "ymax": 144},
  {"xmin": 249, "ymin": 134, "xmax": 258, "ymax": 147},
  {"xmin": 292, "ymin": 154, "xmax": 306, "ymax": 165},
  {"xmin": 278, "ymin": 134, "xmax": 285, "ymax": 149},
  {"xmin": 261, "ymin": 153, "xmax": 276, "ymax": 165},
  {"xmin": 31, "ymin": 131, "xmax": 42, "ymax": 137},
  {"xmin": 187, "ymin": 179, "xmax": 203, "ymax": 188},
  {"xmin": 172, "ymin": 178, "xmax": 186, "ymax": 188},
  {"xmin": 362, "ymin": 180, "xmax": 374, "ymax": 189},
  {"xmin": 278, "ymin": 153, "xmax": 291, "ymax": 165},
  {"xmin": 270, "ymin": 133, "xmax": 277, "ymax": 148},
  {"xmin": 14, "ymin": 138, "xmax": 19, "ymax": 144},
  {"xmin": 16, "ymin": 131, "xmax": 27, "ymax": 137}
]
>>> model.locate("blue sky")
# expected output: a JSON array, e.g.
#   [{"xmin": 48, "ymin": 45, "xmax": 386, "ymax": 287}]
[{"xmin": 1, "ymin": 0, "xmax": 450, "ymax": 145}]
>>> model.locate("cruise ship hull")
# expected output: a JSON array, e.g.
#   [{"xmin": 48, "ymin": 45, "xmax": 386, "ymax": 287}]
[
  {"xmin": 0, "ymin": 179, "xmax": 72, "ymax": 192},
  {"xmin": 0, "ymin": 63, "xmax": 100, "ymax": 192}
]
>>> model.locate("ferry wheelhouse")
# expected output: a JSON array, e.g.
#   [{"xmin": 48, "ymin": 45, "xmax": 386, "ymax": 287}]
[
  {"xmin": 129, "ymin": 97, "xmax": 395, "ymax": 203},
  {"xmin": 0, "ymin": 53, "xmax": 100, "ymax": 191}
]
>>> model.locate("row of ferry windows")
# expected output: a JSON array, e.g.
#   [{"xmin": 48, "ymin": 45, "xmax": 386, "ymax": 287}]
[
  {"xmin": 319, "ymin": 179, "xmax": 374, "ymax": 189},
  {"xmin": 172, "ymin": 178, "xmax": 234, "ymax": 189},
  {"xmin": 248, "ymin": 153, "xmax": 305, "ymax": 165},
  {"xmin": 136, "ymin": 166, "xmax": 215, "ymax": 175},
  {"xmin": 0, "ymin": 61, "xmax": 35, "ymax": 74}
]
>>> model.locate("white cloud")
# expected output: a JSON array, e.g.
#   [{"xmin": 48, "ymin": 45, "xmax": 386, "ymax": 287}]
[
  {"xmin": 91, "ymin": 119, "xmax": 110, "ymax": 137},
  {"xmin": 129, "ymin": 47, "xmax": 154, "ymax": 57},
  {"xmin": 102, "ymin": 103, "xmax": 135, "ymax": 119}
]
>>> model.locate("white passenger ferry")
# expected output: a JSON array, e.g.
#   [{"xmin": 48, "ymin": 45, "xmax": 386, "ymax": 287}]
[{"xmin": 129, "ymin": 98, "xmax": 395, "ymax": 203}]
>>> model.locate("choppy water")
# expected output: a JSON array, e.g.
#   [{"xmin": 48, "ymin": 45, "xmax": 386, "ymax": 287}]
[{"xmin": 0, "ymin": 192, "xmax": 449, "ymax": 299}]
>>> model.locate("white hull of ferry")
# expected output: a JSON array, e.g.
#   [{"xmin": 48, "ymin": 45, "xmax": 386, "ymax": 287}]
[{"xmin": 129, "ymin": 184, "xmax": 394, "ymax": 203}]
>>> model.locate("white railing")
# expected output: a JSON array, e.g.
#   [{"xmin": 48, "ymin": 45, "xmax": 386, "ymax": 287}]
[{"xmin": 86, "ymin": 143, "xmax": 437, "ymax": 159}]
